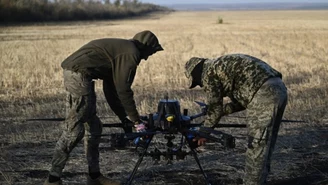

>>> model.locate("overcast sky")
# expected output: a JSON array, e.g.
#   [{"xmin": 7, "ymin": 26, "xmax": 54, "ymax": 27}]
[{"xmin": 139, "ymin": 0, "xmax": 328, "ymax": 5}]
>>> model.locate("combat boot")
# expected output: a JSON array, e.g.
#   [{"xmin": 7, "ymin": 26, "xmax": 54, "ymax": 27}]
[
  {"xmin": 43, "ymin": 177, "xmax": 63, "ymax": 185},
  {"xmin": 87, "ymin": 174, "xmax": 121, "ymax": 185}
]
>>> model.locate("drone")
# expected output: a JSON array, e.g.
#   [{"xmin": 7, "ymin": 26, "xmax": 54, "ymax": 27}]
[
  {"xmin": 26, "ymin": 95, "xmax": 249, "ymax": 185},
  {"xmin": 27, "ymin": 94, "xmax": 305, "ymax": 185},
  {"xmin": 99, "ymin": 95, "xmax": 246, "ymax": 185}
]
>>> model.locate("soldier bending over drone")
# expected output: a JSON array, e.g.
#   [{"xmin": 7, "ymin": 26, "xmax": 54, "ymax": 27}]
[
  {"xmin": 44, "ymin": 30, "xmax": 163, "ymax": 185},
  {"xmin": 185, "ymin": 54, "xmax": 288, "ymax": 185}
]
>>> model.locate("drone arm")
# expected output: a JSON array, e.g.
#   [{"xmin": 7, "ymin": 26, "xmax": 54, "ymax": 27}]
[
  {"xmin": 183, "ymin": 127, "xmax": 235, "ymax": 148},
  {"xmin": 124, "ymin": 130, "xmax": 159, "ymax": 140},
  {"xmin": 189, "ymin": 101, "xmax": 207, "ymax": 121},
  {"xmin": 190, "ymin": 112, "xmax": 206, "ymax": 120}
]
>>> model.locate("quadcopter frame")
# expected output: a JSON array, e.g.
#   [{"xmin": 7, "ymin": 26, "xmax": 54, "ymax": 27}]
[{"xmin": 102, "ymin": 97, "xmax": 246, "ymax": 185}]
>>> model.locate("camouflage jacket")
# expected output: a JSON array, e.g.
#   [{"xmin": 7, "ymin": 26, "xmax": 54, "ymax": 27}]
[{"xmin": 201, "ymin": 54, "xmax": 282, "ymax": 126}]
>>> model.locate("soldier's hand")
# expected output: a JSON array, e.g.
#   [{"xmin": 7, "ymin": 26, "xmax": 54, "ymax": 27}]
[
  {"xmin": 134, "ymin": 119, "xmax": 147, "ymax": 132},
  {"xmin": 121, "ymin": 117, "xmax": 133, "ymax": 133},
  {"xmin": 193, "ymin": 137, "xmax": 207, "ymax": 146}
]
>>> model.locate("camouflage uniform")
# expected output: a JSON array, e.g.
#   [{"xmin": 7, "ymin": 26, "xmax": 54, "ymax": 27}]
[
  {"xmin": 50, "ymin": 70, "xmax": 102, "ymax": 177},
  {"xmin": 185, "ymin": 54, "xmax": 288, "ymax": 185},
  {"xmin": 48, "ymin": 31, "xmax": 163, "ymax": 180}
]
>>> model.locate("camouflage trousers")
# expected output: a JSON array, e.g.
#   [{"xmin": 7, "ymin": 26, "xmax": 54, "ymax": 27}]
[
  {"xmin": 49, "ymin": 70, "xmax": 102, "ymax": 177},
  {"xmin": 244, "ymin": 77, "xmax": 288, "ymax": 185}
]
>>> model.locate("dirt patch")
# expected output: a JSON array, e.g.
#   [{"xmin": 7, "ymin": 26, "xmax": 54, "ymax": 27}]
[{"xmin": 0, "ymin": 122, "xmax": 327, "ymax": 185}]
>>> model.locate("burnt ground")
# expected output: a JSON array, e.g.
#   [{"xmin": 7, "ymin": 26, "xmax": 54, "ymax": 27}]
[{"xmin": 0, "ymin": 119, "xmax": 327, "ymax": 185}]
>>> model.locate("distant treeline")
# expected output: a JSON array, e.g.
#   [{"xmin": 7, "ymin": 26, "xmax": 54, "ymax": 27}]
[{"xmin": 0, "ymin": 0, "xmax": 171, "ymax": 23}]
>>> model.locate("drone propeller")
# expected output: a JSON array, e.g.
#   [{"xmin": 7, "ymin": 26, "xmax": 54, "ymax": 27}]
[
  {"xmin": 97, "ymin": 130, "xmax": 163, "ymax": 140},
  {"xmin": 25, "ymin": 116, "xmax": 117, "ymax": 122},
  {"xmin": 194, "ymin": 101, "xmax": 207, "ymax": 107},
  {"xmin": 26, "ymin": 118, "xmax": 65, "ymax": 121},
  {"xmin": 224, "ymin": 115, "xmax": 307, "ymax": 123}
]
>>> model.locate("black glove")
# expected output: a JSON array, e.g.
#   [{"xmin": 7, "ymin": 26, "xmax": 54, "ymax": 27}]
[{"xmin": 121, "ymin": 117, "xmax": 133, "ymax": 133}]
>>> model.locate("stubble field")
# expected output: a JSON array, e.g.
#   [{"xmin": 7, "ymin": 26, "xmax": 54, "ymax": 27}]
[{"xmin": 0, "ymin": 10, "xmax": 328, "ymax": 185}]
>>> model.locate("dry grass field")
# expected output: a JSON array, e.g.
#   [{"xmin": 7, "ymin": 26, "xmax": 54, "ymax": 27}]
[{"xmin": 0, "ymin": 10, "xmax": 328, "ymax": 185}]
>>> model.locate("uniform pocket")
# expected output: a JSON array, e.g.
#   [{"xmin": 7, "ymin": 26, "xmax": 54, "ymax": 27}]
[{"xmin": 64, "ymin": 70, "xmax": 94, "ymax": 96}]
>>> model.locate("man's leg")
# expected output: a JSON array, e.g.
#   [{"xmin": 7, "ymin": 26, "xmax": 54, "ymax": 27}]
[
  {"xmin": 265, "ymin": 87, "xmax": 287, "ymax": 174},
  {"xmin": 84, "ymin": 116, "xmax": 102, "ymax": 176},
  {"xmin": 83, "ymin": 89, "xmax": 122, "ymax": 185},
  {"xmin": 245, "ymin": 102, "xmax": 273, "ymax": 185},
  {"xmin": 49, "ymin": 94, "xmax": 86, "ymax": 179},
  {"xmin": 244, "ymin": 78, "xmax": 287, "ymax": 185},
  {"xmin": 46, "ymin": 70, "xmax": 94, "ymax": 183},
  {"xmin": 83, "ymin": 90, "xmax": 103, "ymax": 176}
]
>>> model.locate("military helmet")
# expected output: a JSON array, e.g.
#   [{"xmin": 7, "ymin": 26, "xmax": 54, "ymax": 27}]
[
  {"xmin": 185, "ymin": 57, "xmax": 204, "ymax": 89},
  {"xmin": 132, "ymin": 30, "xmax": 163, "ymax": 52}
]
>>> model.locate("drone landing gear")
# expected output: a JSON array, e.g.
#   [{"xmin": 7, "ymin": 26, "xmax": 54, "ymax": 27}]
[
  {"xmin": 126, "ymin": 135, "xmax": 154, "ymax": 185},
  {"xmin": 187, "ymin": 139, "xmax": 212, "ymax": 185},
  {"xmin": 125, "ymin": 135, "xmax": 211, "ymax": 185}
]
